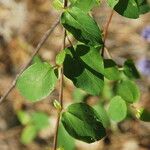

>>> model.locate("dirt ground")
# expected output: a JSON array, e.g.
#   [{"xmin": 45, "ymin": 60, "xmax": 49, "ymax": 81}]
[{"xmin": 0, "ymin": 0, "xmax": 150, "ymax": 150}]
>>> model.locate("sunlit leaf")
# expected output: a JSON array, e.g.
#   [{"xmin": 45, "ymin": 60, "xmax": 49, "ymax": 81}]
[
  {"xmin": 17, "ymin": 62, "xmax": 57, "ymax": 102},
  {"xmin": 72, "ymin": 88, "xmax": 86, "ymax": 102},
  {"xmin": 21, "ymin": 125, "xmax": 37, "ymax": 145},
  {"xmin": 72, "ymin": 0, "xmax": 100, "ymax": 13},
  {"xmin": 17, "ymin": 111, "xmax": 31, "ymax": 125},
  {"xmin": 117, "ymin": 80, "xmax": 140, "ymax": 103},
  {"xmin": 52, "ymin": 0, "xmax": 63, "ymax": 10},
  {"xmin": 32, "ymin": 55, "xmax": 42, "ymax": 64},
  {"xmin": 31, "ymin": 112, "xmax": 49, "ymax": 130},
  {"xmin": 108, "ymin": 96, "xmax": 127, "ymax": 122}
]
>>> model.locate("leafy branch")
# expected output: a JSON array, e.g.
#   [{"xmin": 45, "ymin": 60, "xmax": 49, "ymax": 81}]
[
  {"xmin": 53, "ymin": 1, "xmax": 68, "ymax": 150},
  {"xmin": 0, "ymin": 17, "xmax": 60, "ymax": 104},
  {"xmin": 1, "ymin": 0, "xmax": 150, "ymax": 149}
]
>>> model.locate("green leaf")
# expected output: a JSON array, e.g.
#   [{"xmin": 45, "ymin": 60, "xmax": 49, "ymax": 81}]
[
  {"xmin": 117, "ymin": 80, "xmax": 140, "ymax": 103},
  {"xmin": 21, "ymin": 125, "xmax": 37, "ymax": 145},
  {"xmin": 69, "ymin": 0, "xmax": 77, "ymax": 5},
  {"xmin": 17, "ymin": 62, "xmax": 57, "ymax": 102},
  {"xmin": 108, "ymin": 96, "xmax": 127, "ymax": 122},
  {"xmin": 56, "ymin": 50, "xmax": 66, "ymax": 65},
  {"xmin": 93, "ymin": 103, "xmax": 110, "ymax": 128},
  {"xmin": 64, "ymin": 44, "xmax": 104, "ymax": 95},
  {"xmin": 137, "ymin": 108, "xmax": 150, "ymax": 122},
  {"xmin": 58, "ymin": 123, "xmax": 75, "ymax": 150},
  {"xmin": 31, "ymin": 112, "xmax": 49, "ymax": 131},
  {"xmin": 57, "ymin": 147, "xmax": 65, "ymax": 150},
  {"xmin": 101, "ymin": 80, "xmax": 114, "ymax": 100},
  {"xmin": 137, "ymin": 0, "xmax": 150, "ymax": 14},
  {"xmin": 17, "ymin": 111, "xmax": 31, "ymax": 125},
  {"xmin": 123, "ymin": 59, "xmax": 140, "ymax": 79},
  {"xmin": 107, "ymin": 0, "xmax": 150, "ymax": 19},
  {"xmin": 104, "ymin": 59, "xmax": 120, "ymax": 80},
  {"xmin": 72, "ymin": 88, "xmax": 86, "ymax": 102},
  {"xmin": 72, "ymin": 0, "xmax": 100, "ymax": 13},
  {"xmin": 32, "ymin": 55, "xmax": 42, "ymax": 64},
  {"xmin": 52, "ymin": 0, "xmax": 63, "ymax": 10},
  {"xmin": 61, "ymin": 7, "xmax": 103, "ymax": 47},
  {"xmin": 61, "ymin": 103, "xmax": 106, "ymax": 143},
  {"xmin": 57, "ymin": 148, "xmax": 64, "ymax": 150}
]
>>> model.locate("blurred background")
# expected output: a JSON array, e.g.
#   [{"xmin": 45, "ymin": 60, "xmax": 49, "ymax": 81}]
[{"xmin": 0, "ymin": 0, "xmax": 150, "ymax": 149}]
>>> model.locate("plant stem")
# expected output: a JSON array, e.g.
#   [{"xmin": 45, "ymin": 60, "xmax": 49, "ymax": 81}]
[
  {"xmin": 60, "ymin": 30, "xmax": 66, "ymax": 108},
  {"xmin": 52, "ymin": 28, "xmax": 66, "ymax": 150},
  {"xmin": 101, "ymin": 10, "xmax": 114, "ymax": 57},
  {"xmin": 104, "ymin": 47, "xmax": 112, "ymax": 59},
  {"xmin": 52, "ymin": 1, "xmax": 67, "ymax": 150},
  {"xmin": 66, "ymin": 34, "xmax": 73, "ymax": 46},
  {"xmin": 0, "ymin": 18, "xmax": 60, "ymax": 104},
  {"xmin": 52, "ymin": 111, "xmax": 61, "ymax": 150}
]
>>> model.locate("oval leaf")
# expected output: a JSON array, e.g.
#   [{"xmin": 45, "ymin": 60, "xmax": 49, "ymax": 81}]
[
  {"xmin": 61, "ymin": 103, "xmax": 106, "ymax": 143},
  {"xmin": 123, "ymin": 59, "xmax": 140, "ymax": 79},
  {"xmin": 31, "ymin": 112, "xmax": 49, "ymax": 130},
  {"xmin": 61, "ymin": 7, "xmax": 103, "ymax": 46},
  {"xmin": 70, "ymin": 0, "xmax": 77, "ymax": 5},
  {"xmin": 137, "ymin": 108, "xmax": 150, "ymax": 122},
  {"xmin": 64, "ymin": 44, "xmax": 104, "ymax": 95},
  {"xmin": 32, "ymin": 55, "xmax": 42, "ymax": 64},
  {"xmin": 17, "ymin": 62, "xmax": 57, "ymax": 102},
  {"xmin": 21, "ymin": 125, "xmax": 37, "ymax": 145},
  {"xmin": 72, "ymin": 88, "xmax": 86, "ymax": 102},
  {"xmin": 52, "ymin": 0, "xmax": 63, "ymax": 10},
  {"xmin": 138, "ymin": 0, "xmax": 150, "ymax": 14},
  {"xmin": 108, "ymin": 96, "xmax": 127, "ymax": 122},
  {"xmin": 107, "ymin": 0, "xmax": 150, "ymax": 19},
  {"xmin": 58, "ymin": 123, "xmax": 75, "ymax": 150},
  {"xmin": 17, "ymin": 111, "xmax": 31, "ymax": 125},
  {"xmin": 104, "ymin": 59, "xmax": 120, "ymax": 80},
  {"xmin": 117, "ymin": 80, "xmax": 140, "ymax": 103},
  {"xmin": 72, "ymin": 0, "xmax": 100, "ymax": 13},
  {"xmin": 93, "ymin": 103, "xmax": 110, "ymax": 128}
]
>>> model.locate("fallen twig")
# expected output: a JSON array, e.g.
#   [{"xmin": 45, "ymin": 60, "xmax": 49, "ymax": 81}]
[{"xmin": 0, "ymin": 18, "xmax": 60, "ymax": 104}]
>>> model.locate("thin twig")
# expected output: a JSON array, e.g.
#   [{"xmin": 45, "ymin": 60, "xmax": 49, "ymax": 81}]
[
  {"xmin": 52, "ymin": 1, "xmax": 67, "ymax": 150},
  {"xmin": 101, "ymin": 10, "xmax": 114, "ymax": 57},
  {"xmin": 52, "ymin": 111, "xmax": 61, "ymax": 150},
  {"xmin": 0, "ymin": 18, "xmax": 60, "ymax": 104},
  {"xmin": 104, "ymin": 47, "xmax": 112, "ymax": 59},
  {"xmin": 66, "ymin": 34, "xmax": 73, "ymax": 47},
  {"xmin": 52, "ymin": 29, "xmax": 66, "ymax": 150},
  {"xmin": 60, "ymin": 30, "xmax": 66, "ymax": 108}
]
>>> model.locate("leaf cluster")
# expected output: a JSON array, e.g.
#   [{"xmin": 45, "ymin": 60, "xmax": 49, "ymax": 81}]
[{"xmin": 16, "ymin": 0, "xmax": 150, "ymax": 146}]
